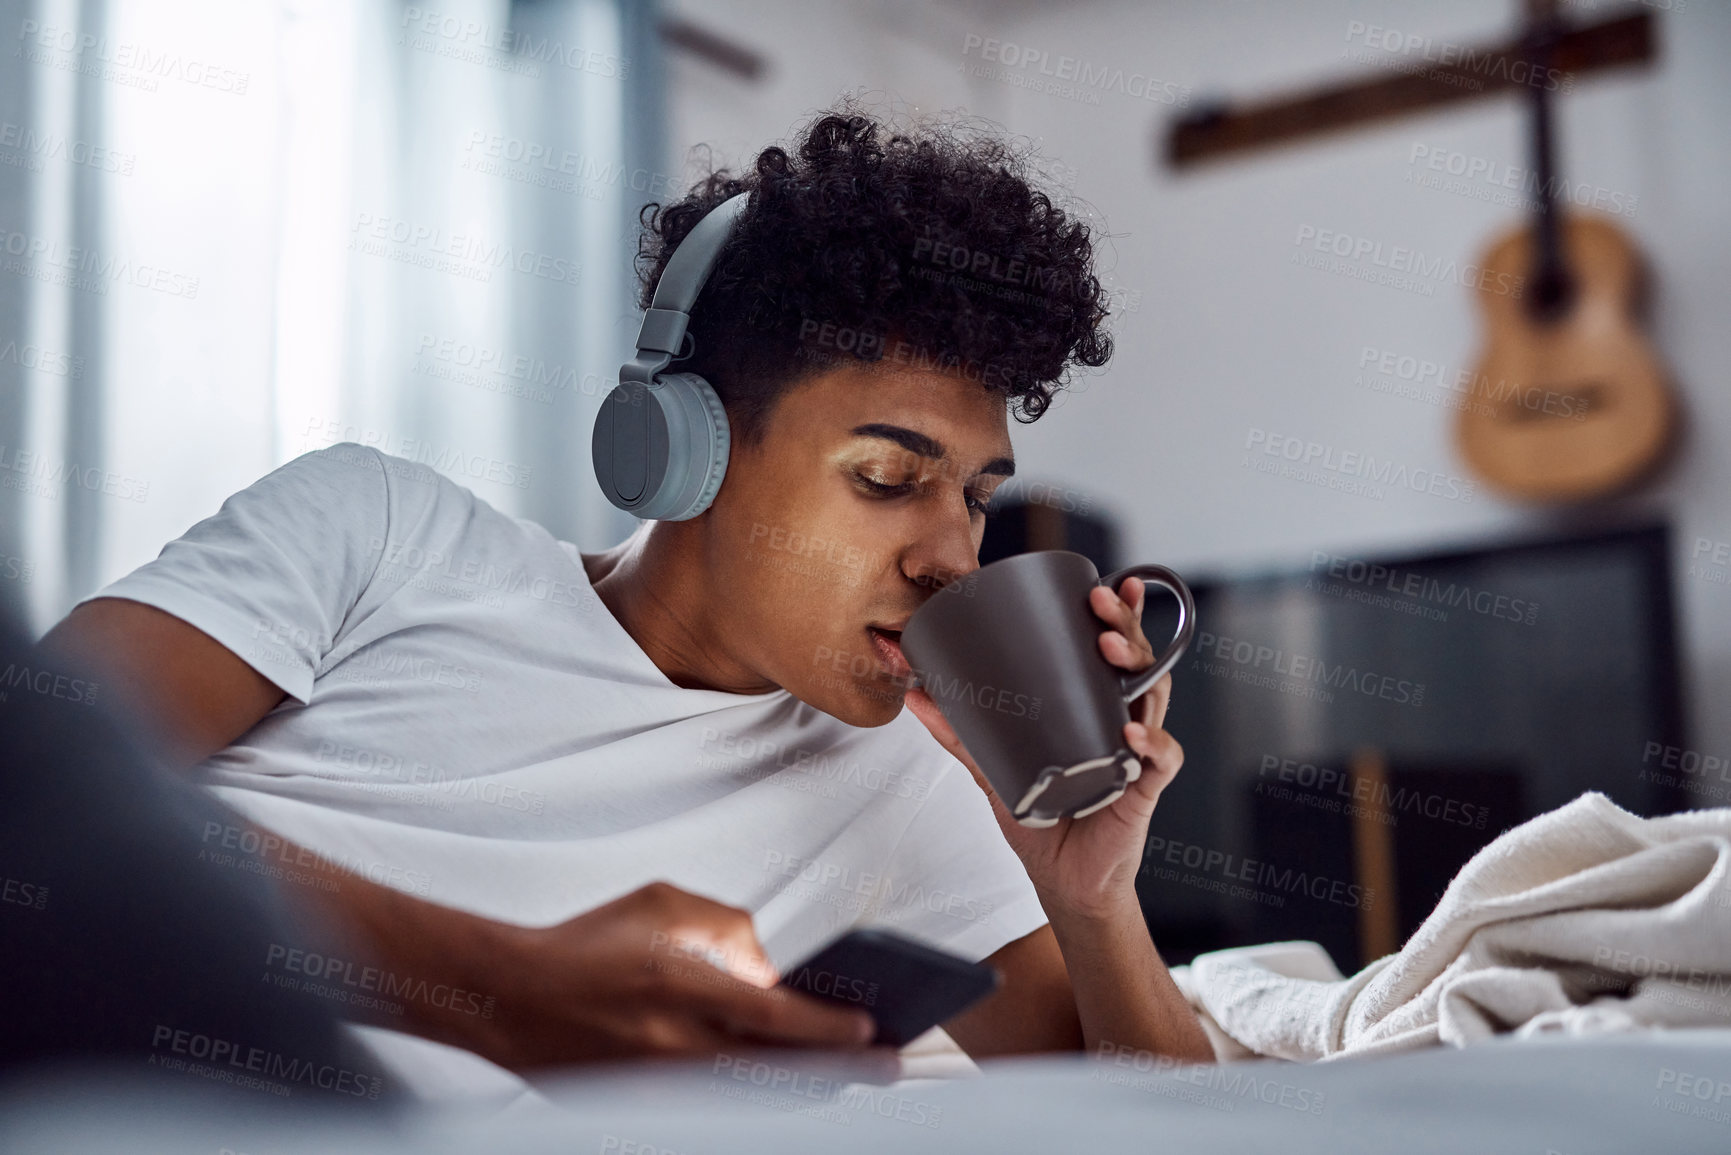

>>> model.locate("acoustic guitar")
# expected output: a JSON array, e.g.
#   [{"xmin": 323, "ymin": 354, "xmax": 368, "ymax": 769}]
[{"xmin": 1455, "ymin": 0, "xmax": 1674, "ymax": 502}]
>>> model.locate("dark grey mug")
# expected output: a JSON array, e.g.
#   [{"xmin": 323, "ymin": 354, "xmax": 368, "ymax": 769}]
[{"xmin": 900, "ymin": 551, "xmax": 1196, "ymax": 827}]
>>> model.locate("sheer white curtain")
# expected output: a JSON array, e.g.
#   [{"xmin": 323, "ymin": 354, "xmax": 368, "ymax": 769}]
[{"xmin": 2, "ymin": 0, "xmax": 656, "ymax": 636}]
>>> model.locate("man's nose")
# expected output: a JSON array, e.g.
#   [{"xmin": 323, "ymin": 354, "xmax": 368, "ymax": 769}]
[{"xmin": 905, "ymin": 507, "xmax": 979, "ymax": 591}]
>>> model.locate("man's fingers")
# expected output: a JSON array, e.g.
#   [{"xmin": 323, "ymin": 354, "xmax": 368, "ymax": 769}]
[
  {"xmin": 1118, "ymin": 575, "xmax": 1146, "ymax": 615},
  {"xmin": 1089, "ymin": 582, "xmax": 1138, "ymax": 636},
  {"xmin": 1125, "ymin": 720, "xmax": 1184, "ymax": 786},
  {"xmin": 626, "ymin": 882, "xmax": 780, "ymax": 985},
  {"xmin": 694, "ymin": 973, "xmax": 877, "ymax": 1048},
  {"xmin": 1091, "ymin": 582, "xmax": 1154, "ymax": 671},
  {"xmin": 1134, "ymin": 673, "xmax": 1173, "ymax": 731}
]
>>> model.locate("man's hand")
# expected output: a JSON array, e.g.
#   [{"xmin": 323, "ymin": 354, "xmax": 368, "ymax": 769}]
[
  {"xmin": 457, "ymin": 881, "xmax": 878, "ymax": 1069},
  {"xmin": 904, "ymin": 575, "xmax": 1212, "ymax": 1064},
  {"xmin": 905, "ymin": 575, "xmax": 1183, "ymax": 917}
]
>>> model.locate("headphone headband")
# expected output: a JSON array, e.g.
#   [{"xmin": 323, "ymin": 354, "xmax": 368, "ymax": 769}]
[{"xmin": 621, "ymin": 193, "xmax": 750, "ymax": 387}]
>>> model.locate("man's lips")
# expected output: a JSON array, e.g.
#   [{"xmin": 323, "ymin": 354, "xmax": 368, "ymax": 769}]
[{"xmin": 866, "ymin": 626, "xmax": 913, "ymax": 682}]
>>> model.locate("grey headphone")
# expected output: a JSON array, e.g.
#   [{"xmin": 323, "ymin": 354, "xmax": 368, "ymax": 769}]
[{"xmin": 592, "ymin": 192, "xmax": 750, "ymax": 521}]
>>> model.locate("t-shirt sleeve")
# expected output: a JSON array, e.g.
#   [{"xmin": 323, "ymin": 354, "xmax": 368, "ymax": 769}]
[
  {"xmin": 79, "ymin": 444, "xmax": 397, "ymax": 704},
  {"xmin": 872, "ymin": 754, "xmax": 1049, "ymax": 962}
]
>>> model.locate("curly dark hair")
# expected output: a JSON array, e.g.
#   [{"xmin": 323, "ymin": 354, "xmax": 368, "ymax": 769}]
[{"xmin": 635, "ymin": 109, "xmax": 1112, "ymax": 444}]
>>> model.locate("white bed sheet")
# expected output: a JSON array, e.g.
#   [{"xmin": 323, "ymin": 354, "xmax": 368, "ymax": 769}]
[{"xmin": 7, "ymin": 1029, "xmax": 1731, "ymax": 1154}]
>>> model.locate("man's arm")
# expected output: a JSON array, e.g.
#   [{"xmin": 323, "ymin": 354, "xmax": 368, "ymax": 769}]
[
  {"xmin": 943, "ymin": 919, "xmax": 1207, "ymax": 1063},
  {"xmin": 942, "ymin": 924, "xmax": 1081, "ymax": 1055},
  {"xmin": 41, "ymin": 598, "xmax": 288, "ymax": 767},
  {"xmin": 38, "ymin": 599, "xmax": 877, "ymax": 1068}
]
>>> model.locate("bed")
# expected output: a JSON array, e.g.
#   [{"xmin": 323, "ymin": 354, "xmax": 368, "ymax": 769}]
[{"xmin": 6, "ymin": 1027, "xmax": 1731, "ymax": 1154}]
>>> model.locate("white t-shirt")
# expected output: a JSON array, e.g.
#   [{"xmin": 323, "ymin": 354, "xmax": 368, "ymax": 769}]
[{"xmin": 87, "ymin": 442, "xmax": 1045, "ymax": 973}]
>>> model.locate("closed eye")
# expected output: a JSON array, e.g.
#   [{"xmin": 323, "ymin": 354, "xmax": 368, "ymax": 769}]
[
  {"xmin": 854, "ymin": 474, "xmax": 915, "ymax": 499},
  {"xmin": 854, "ymin": 471, "xmax": 994, "ymax": 518}
]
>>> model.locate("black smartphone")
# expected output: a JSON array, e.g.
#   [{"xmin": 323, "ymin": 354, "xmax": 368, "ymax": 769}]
[{"xmin": 778, "ymin": 928, "xmax": 1000, "ymax": 1047}]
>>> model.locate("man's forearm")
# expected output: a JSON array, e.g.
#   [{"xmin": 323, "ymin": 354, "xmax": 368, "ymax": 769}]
[
  {"xmin": 1043, "ymin": 892, "xmax": 1214, "ymax": 1064},
  {"xmin": 238, "ymin": 824, "xmax": 522, "ymax": 1062}
]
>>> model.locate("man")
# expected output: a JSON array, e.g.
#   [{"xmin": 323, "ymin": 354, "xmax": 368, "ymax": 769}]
[{"xmin": 40, "ymin": 109, "xmax": 1210, "ymax": 1081}]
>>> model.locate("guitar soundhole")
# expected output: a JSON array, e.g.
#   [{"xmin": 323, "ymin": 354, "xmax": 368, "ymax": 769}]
[
  {"xmin": 1498, "ymin": 382, "xmax": 1605, "ymax": 424},
  {"xmin": 1526, "ymin": 269, "xmax": 1576, "ymax": 324}
]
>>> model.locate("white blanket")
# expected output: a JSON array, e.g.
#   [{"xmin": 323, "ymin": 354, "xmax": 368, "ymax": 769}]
[{"xmin": 1172, "ymin": 791, "xmax": 1731, "ymax": 1061}]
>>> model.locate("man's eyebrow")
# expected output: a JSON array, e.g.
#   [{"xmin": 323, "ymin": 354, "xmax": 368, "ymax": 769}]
[{"xmin": 849, "ymin": 423, "xmax": 1015, "ymax": 477}]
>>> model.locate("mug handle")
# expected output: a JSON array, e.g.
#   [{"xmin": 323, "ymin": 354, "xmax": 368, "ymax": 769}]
[{"xmin": 1098, "ymin": 564, "xmax": 1196, "ymax": 703}]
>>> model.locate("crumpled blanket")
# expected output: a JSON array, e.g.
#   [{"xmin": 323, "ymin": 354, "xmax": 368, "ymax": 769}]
[{"xmin": 1169, "ymin": 791, "xmax": 1731, "ymax": 1061}]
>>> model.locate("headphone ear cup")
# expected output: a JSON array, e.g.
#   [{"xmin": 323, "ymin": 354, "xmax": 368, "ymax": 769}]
[{"xmin": 637, "ymin": 372, "xmax": 730, "ymax": 521}]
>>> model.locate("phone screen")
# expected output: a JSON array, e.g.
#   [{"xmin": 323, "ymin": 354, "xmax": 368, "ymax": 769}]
[{"xmin": 779, "ymin": 928, "xmax": 1000, "ymax": 1046}]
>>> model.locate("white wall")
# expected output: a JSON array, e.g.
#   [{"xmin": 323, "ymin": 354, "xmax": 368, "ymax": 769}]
[{"xmin": 662, "ymin": 0, "xmax": 1731, "ymax": 757}]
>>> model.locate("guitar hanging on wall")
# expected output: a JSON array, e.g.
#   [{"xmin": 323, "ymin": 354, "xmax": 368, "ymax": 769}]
[{"xmin": 1455, "ymin": 0, "xmax": 1675, "ymax": 502}]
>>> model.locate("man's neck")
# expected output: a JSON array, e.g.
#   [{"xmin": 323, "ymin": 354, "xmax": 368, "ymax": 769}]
[{"xmin": 582, "ymin": 525, "xmax": 780, "ymax": 695}]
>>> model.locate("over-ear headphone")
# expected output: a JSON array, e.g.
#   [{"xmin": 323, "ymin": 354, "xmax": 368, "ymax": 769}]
[{"xmin": 592, "ymin": 192, "xmax": 750, "ymax": 521}]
